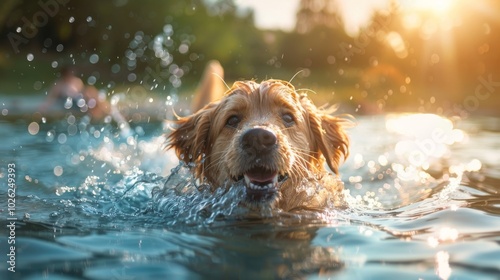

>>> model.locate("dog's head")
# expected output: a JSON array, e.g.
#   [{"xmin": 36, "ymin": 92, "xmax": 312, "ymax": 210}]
[{"xmin": 168, "ymin": 80, "xmax": 349, "ymax": 207}]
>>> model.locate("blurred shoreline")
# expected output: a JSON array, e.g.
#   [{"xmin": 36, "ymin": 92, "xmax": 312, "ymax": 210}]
[{"xmin": 2, "ymin": 90, "xmax": 499, "ymax": 125}]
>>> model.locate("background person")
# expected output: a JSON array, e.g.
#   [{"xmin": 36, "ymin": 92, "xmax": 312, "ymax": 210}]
[
  {"xmin": 39, "ymin": 66, "xmax": 131, "ymax": 135},
  {"xmin": 40, "ymin": 67, "xmax": 115, "ymax": 120}
]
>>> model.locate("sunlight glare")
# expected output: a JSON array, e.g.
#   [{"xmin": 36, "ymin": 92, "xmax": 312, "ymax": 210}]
[
  {"xmin": 465, "ymin": 159, "xmax": 482, "ymax": 172},
  {"xmin": 386, "ymin": 114, "xmax": 452, "ymax": 138},
  {"xmin": 438, "ymin": 227, "xmax": 459, "ymax": 242},
  {"xmin": 406, "ymin": 0, "xmax": 454, "ymax": 15},
  {"xmin": 386, "ymin": 114, "xmax": 467, "ymax": 169},
  {"xmin": 386, "ymin": 32, "xmax": 408, "ymax": 58},
  {"xmin": 435, "ymin": 251, "xmax": 452, "ymax": 280}
]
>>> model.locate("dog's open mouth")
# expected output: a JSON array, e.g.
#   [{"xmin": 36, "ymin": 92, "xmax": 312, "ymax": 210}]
[{"xmin": 241, "ymin": 166, "xmax": 287, "ymax": 201}]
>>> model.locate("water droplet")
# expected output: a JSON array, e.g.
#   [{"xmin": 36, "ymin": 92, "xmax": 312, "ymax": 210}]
[
  {"xmin": 327, "ymin": 55, "xmax": 336, "ymax": 64},
  {"xmin": 68, "ymin": 124, "xmax": 78, "ymax": 136},
  {"xmin": 77, "ymin": 99, "xmax": 86, "ymax": 108},
  {"xmin": 87, "ymin": 76, "xmax": 97, "ymax": 85},
  {"xmin": 51, "ymin": 61, "xmax": 58, "ymax": 68},
  {"xmin": 27, "ymin": 53, "xmax": 34, "ymax": 61},
  {"xmin": 56, "ymin": 44, "xmax": 64, "ymax": 52},
  {"xmin": 127, "ymin": 73, "xmax": 137, "ymax": 82},
  {"xmin": 163, "ymin": 24, "xmax": 173, "ymax": 36},
  {"xmin": 43, "ymin": 38, "xmax": 53, "ymax": 48},
  {"xmin": 46, "ymin": 130, "xmax": 55, "ymax": 142},
  {"xmin": 64, "ymin": 98, "xmax": 73, "ymax": 109},
  {"xmin": 28, "ymin": 122, "xmax": 39, "ymax": 135},
  {"xmin": 69, "ymin": 16, "xmax": 75, "ymax": 23},
  {"xmin": 89, "ymin": 54, "xmax": 99, "ymax": 64},
  {"xmin": 54, "ymin": 166, "xmax": 64, "ymax": 176},
  {"xmin": 67, "ymin": 115, "xmax": 76, "ymax": 125},
  {"xmin": 58, "ymin": 133, "xmax": 67, "ymax": 144},
  {"xmin": 111, "ymin": 64, "xmax": 121, "ymax": 73},
  {"xmin": 33, "ymin": 81, "xmax": 43, "ymax": 90},
  {"xmin": 86, "ymin": 16, "xmax": 92, "ymax": 22},
  {"xmin": 179, "ymin": 43, "xmax": 189, "ymax": 54}
]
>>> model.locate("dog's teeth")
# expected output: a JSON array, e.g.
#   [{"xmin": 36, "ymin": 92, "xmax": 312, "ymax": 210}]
[{"xmin": 247, "ymin": 182, "xmax": 276, "ymax": 190}]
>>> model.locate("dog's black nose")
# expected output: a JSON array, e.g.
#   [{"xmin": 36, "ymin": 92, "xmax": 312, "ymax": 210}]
[{"xmin": 241, "ymin": 128, "xmax": 277, "ymax": 153}]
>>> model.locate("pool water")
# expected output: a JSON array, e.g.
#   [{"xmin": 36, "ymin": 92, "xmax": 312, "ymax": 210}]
[{"xmin": 1, "ymin": 111, "xmax": 499, "ymax": 279}]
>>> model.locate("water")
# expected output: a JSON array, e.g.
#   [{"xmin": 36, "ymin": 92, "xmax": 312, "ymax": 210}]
[{"xmin": 1, "ymin": 110, "xmax": 499, "ymax": 279}]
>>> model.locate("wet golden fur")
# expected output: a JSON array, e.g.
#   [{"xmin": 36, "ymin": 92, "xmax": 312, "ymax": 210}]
[{"xmin": 168, "ymin": 79, "xmax": 350, "ymax": 211}]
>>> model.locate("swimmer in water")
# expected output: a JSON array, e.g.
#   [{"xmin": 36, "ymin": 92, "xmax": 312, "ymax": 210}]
[
  {"xmin": 40, "ymin": 66, "xmax": 131, "ymax": 135},
  {"xmin": 40, "ymin": 66, "xmax": 105, "ymax": 117}
]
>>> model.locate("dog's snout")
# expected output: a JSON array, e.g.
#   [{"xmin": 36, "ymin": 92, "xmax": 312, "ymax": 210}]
[{"xmin": 241, "ymin": 128, "xmax": 277, "ymax": 152}]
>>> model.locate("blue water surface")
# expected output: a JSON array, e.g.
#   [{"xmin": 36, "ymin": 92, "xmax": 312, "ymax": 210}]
[{"xmin": 1, "ymin": 111, "xmax": 499, "ymax": 280}]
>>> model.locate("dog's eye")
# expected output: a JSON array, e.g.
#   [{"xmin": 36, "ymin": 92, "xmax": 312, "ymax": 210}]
[
  {"xmin": 282, "ymin": 113, "xmax": 295, "ymax": 126},
  {"xmin": 226, "ymin": 115, "xmax": 241, "ymax": 128}
]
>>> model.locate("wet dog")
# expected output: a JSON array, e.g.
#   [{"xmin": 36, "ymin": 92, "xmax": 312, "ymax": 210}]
[{"xmin": 168, "ymin": 78, "xmax": 350, "ymax": 211}]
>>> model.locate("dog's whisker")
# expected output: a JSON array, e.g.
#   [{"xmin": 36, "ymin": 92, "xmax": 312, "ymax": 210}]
[
  {"xmin": 295, "ymin": 88, "xmax": 318, "ymax": 95},
  {"xmin": 202, "ymin": 152, "xmax": 228, "ymax": 173},
  {"xmin": 213, "ymin": 72, "xmax": 230, "ymax": 91},
  {"xmin": 290, "ymin": 148, "xmax": 312, "ymax": 156},
  {"xmin": 289, "ymin": 150, "xmax": 315, "ymax": 163},
  {"xmin": 288, "ymin": 70, "xmax": 304, "ymax": 84}
]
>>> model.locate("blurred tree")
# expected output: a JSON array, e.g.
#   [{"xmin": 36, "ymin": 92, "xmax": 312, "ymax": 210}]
[
  {"xmin": 280, "ymin": 25, "xmax": 350, "ymax": 70},
  {"xmin": 295, "ymin": 0, "xmax": 342, "ymax": 34},
  {"xmin": 0, "ymin": 0, "xmax": 268, "ymax": 91},
  {"xmin": 280, "ymin": 0, "xmax": 351, "ymax": 71}
]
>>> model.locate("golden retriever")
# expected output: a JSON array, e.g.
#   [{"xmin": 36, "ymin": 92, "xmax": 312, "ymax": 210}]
[{"xmin": 168, "ymin": 79, "xmax": 350, "ymax": 211}]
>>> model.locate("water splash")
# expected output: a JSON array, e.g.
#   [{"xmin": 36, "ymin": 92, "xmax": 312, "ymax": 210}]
[
  {"xmin": 342, "ymin": 113, "xmax": 476, "ymax": 210},
  {"xmin": 151, "ymin": 164, "xmax": 250, "ymax": 225},
  {"xmin": 148, "ymin": 164, "xmax": 357, "ymax": 227}
]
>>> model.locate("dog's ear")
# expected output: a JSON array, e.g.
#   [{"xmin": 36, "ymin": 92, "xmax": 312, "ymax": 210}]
[
  {"xmin": 167, "ymin": 103, "xmax": 216, "ymax": 165},
  {"xmin": 302, "ymin": 97, "xmax": 350, "ymax": 174},
  {"xmin": 317, "ymin": 114, "xmax": 350, "ymax": 173}
]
